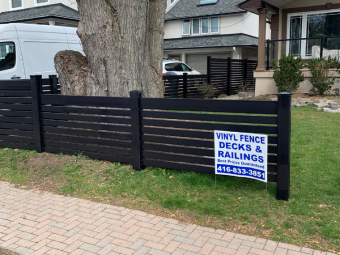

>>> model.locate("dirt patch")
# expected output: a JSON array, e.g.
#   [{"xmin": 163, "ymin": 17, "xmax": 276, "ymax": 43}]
[
  {"xmin": 0, "ymin": 247, "xmax": 20, "ymax": 255},
  {"xmin": 253, "ymin": 93, "xmax": 336, "ymax": 101}
]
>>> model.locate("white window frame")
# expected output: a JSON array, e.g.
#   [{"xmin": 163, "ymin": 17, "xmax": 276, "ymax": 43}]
[
  {"xmin": 287, "ymin": 9, "xmax": 340, "ymax": 59},
  {"xmin": 210, "ymin": 17, "xmax": 219, "ymax": 34},
  {"xmin": 182, "ymin": 20, "xmax": 191, "ymax": 35},
  {"xmin": 9, "ymin": 0, "xmax": 23, "ymax": 11},
  {"xmin": 201, "ymin": 18, "xmax": 210, "ymax": 34},
  {"xmin": 34, "ymin": 0, "xmax": 50, "ymax": 7}
]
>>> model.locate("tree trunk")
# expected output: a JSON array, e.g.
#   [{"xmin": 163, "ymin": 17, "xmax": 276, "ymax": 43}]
[{"xmin": 55, "ymin": 0, "xmax": 166, "ymax": 98}]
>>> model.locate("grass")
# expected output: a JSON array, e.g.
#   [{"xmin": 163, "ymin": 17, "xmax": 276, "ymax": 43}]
[{"xmin": 0, "ymin": 105, "xmax": 339, "ymax": 254}]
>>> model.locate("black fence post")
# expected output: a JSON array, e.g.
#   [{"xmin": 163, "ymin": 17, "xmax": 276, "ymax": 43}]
[
  {"xmin": 276, "ymin": 92, "xmax": 291, "ymax": 201},
  {"xmin": 207, "ymin": 56, "xmax": 211, "ymax": 85},
  {"xmin": 227, "ymin": 57, "xmax": 231, "ymax": 95},
  {"xmin": 266, "ymin": 40, "xmax": 270, "ymax": 70},
  {"xmin": 49, "ymin": 75, "xmax": 58, "ymax": 94},
  {"xmin": 320, "ymin": 36, "xmax": 324, "ymax": 58},
  {"xmin": 30, "ymin": 75, "xmax": 44, "ymax": 153},
  {"xmin": 243, "ymin": 58, "xmax": 248, "ymax": 81},
  {"xmin": 183, "ymin": 73, "xmax": 188, "ymax": 98},
  {"xmin": 130, "ymin": 90, "xmax": 143, "ymax": 171}
]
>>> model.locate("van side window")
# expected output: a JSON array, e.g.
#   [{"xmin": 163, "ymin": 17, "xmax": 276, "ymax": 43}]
[{"xmin": 0, "ymin": 42, "xmax": 16, "ymax": 72}]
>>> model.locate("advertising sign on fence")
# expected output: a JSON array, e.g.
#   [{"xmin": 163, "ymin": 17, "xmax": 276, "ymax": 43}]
[{"xmin": 214, "ymin": 131, "xmax": 268, "ymax": 183}]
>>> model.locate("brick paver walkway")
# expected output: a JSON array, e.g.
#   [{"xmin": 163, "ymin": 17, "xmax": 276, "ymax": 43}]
[{"xmin": 0, "ymin": 181, "xmax": 336, "ymax": 255}]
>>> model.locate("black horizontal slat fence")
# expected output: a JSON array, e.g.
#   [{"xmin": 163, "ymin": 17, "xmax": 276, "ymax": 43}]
[
  {"xmin": 163, "ymin": 57, "xmax": 257, "ymax": 98},
  {"xmin": 0, "ymin": 75, "xmax": 291, "ymax": 201}
]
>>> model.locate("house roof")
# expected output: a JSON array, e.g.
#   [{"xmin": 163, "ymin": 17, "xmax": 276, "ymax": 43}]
[
  {"xmin": 0, "ymin": 3, "xmax": 79, "ymax": 24},
  {"xmin": 163, "ymin": 34, "xmax": 258, "ymax": 50},
  {"xmin": 165, "ymin": 0, "xmax": 246, "ymax": 21}
]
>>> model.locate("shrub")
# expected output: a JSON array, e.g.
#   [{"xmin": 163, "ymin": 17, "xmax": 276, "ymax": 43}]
[
  {"xmin": 239, "ymin": 79, "xmax": 252, "ymax": 92},
  {"xmin": 194, "ymin": 79, "xmax": 216, "ymax": 98},
  {"xmin": 306, "ymin": 56, "xmax": 339, "ymax": 95},
  {"xmin": 272, "ymin": 54, "xmax": 304, "ymax": 93}
]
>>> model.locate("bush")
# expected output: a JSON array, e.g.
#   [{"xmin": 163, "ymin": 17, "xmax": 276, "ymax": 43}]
[
  {"xmin": 194, "ymin": 79, "xmax": 216, "ymax": 98},
  {"xmin": 272, "ymin": 54, "xmax": 304, "ymax": 93},
  {"xmin": 306, "ymin": 56, "xmax": 339, "ymax": 95}
]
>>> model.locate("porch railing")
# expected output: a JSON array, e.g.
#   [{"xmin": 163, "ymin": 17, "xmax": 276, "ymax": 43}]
[{"xmin": 266, "ymin": 35, "xmax": 340, "ymax": 70}]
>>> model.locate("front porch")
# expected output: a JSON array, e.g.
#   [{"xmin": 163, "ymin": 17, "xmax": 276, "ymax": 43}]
[{"xmin": 237, "ymin": 0, "xmax": 340, "ymax": 95}]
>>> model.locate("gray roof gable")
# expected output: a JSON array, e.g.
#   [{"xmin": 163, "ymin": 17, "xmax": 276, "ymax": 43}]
[
  {"xmin": 0, "ymin": 3, "xmax": 79, "ymax": 24},
  {"xmin": 165, "ymin": 0, "xmax": 246, "ymax": 21}
]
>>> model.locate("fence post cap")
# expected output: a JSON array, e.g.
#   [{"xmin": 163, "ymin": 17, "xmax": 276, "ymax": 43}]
[{"xmin": 129, "ymin": 90, "xmax": 143, "ymax": 96}]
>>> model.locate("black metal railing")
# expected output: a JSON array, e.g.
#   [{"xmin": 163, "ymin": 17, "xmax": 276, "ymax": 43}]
[{"xmin": 266, "ymin": 35, "xmax": 340, "ymax": 70}]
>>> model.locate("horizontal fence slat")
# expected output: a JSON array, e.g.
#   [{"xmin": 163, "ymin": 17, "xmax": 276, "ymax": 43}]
[
  {"xmin": 41, "ymin": 112, "xmax": 131, "ymax": 125},
  {"xmin": 141, "ymin": 111, "xmax": 278, "ymax": 125},
  {"xmin": 0, "ymin": 123, "xmax": 34, "ymax": 131},
  {"xmin": 142, "ymin": 134, "xmax": 213, "ymax": 148},
  {"xmin": 143, "ymin": 151, "xmax": 214, "ymax": 165},
  {"xmin": 0, "ymin": 128, "xmax": 34, "ymax": 137},
  {"xmin": 44, "ymin": 147, "xmax": 133, "ymax": 164},
  {"xmin": 0, "ymin": 135, "xmax": 35, "ymax": 144},
  {"xmin": 43, "ymin": 119, "xmax": 131, "ymax": 133},
  {"xmin": 141, "ymin": 127, "xmax": 278, "ymax": 144},
  {"xmin": 44, "ymin": 127, "xmax": 132, "ymax": 140},
  {"xmin": 41, "ymin": 106, "xmax": 130, "ymax": 117},
  {"xmin": 40, "ymin": 95, "xmax": 130, "ymax": 108},
  {"xmin": 0, "ymin": 104, "xmax": 32, "ymax": 111},
  {"xmin": 142, "ymin": 143, "xmax": 214, "ymax": 157},
  {"xmin": 140, "ymin": 98, "xmax": 278, "ymax": 114},
  {"xmin": 44, "ymin": 140, "xmax": 132, "ymax": 155},
  {"xmin": 0, "ymin": 80, "xmax": 31, "ymax": 89},
  {"xmin": 0, "ymin": 141, "xmax": 35, "ymax": 151},
  {"xmin": 0, "ymin": 116, "xmax": 33, "ymax": 124},
  {"xmin": 0, "ymin": 110, "xmax": 33, "ymax": 118},
  {"xmin": 44, "ymin": 133, "xmax": 132, "ymax": 148},
  {"xmin": 141, "ymin": 119, "xmax": 278, "ymax": 135},
  {"xmin": 0, "ymin": 98, "xmax": 32, "ymax": 104},
  {"xmin": 0, "ymin": 91, "xmax": 31, "ymax": 97}
]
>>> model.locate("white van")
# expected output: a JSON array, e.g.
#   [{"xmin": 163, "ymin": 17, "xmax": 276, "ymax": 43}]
[{"xmin": 0, "ymin": 23, "xmax": 83, "ymax": 80}]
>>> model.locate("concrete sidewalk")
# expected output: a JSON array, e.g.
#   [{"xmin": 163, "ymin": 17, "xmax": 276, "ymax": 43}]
[{"xmin": 0, "ymin": 181, "xmax": 336, "ymax": 255}]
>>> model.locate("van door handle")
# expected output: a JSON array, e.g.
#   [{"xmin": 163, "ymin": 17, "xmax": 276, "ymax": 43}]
[{"xmin": 11, "ymin": 75, "xmax": 21, "ymax": 79}]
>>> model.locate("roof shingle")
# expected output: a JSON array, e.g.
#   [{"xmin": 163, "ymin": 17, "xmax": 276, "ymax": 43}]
[
  {"xmin": 165, "ymin": 0, "xmax": 246, "ymax": 21},
  {"xmin": 163, "ymin": 34, "xmax": 258, "ymax": 50},
  {"xmin": 0, "ymin": 3, "xmax": 79, "ymax": 24}
]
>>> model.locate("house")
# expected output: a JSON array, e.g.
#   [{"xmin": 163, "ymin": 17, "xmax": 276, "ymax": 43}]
[
  {"xmin": 0, "ymin": 0, "xmax": 79, "ymax": 27},
  {"xmin": 163, "ymin": 0, "xmax": 270, "ymax": 74},
  {"xmin": 238, "ymin": 0, "xmax": 340, "ymax": 95}
]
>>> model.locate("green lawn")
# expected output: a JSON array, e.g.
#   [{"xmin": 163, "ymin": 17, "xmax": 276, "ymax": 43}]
[{"xmin": 0, "ymin": 105, "xmax": 339, "ymax": 254}]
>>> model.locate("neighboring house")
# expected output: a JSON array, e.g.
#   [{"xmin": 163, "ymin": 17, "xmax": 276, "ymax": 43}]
[
  {"xmin": 238, "ymin": 0, "xmax": 340, "ymax": 96},
  {"xmin": 163, "ymin": 0, "xmax": 270, "ymax": 74},
  {"xmin": 0, "ymin": 0, "xmax": 78, "ymax": 27}
]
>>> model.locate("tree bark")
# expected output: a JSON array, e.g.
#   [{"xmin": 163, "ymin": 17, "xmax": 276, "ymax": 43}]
[{"xmin": 55, "ymin": 0, "xmax": 166, "ymax": 98}]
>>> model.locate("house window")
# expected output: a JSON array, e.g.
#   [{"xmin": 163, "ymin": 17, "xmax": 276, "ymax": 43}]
[
  {"xmin": 211, "ymin": 17, "xmax": 219, "ymax": 33},
  {"xmin": 182, "ymin": 17, "xmax": 218, "ymax": 36},
  {"xmin": 202, "ymin": 18, "xmax": 209, "ymax": 34},
  {"xmin": 199, "ymin": 0, "xmax": 218, "ymax": 5},
  {"xmin": 287, "ymin": 10, "xmax": 340, "ymax": 58},
  {"xmin": 35, "ymin": 0, "xmax": 49, "ymax": 6},
  {"xmin": 193, "ymin": 19, "xmax": 200, "ymax": 34},
  {"xmin": 182, "ymin": 20, "xmax": 191, "ymax": 35},
  {"xmin": 170, "ymin": 0, "xmax": 175, "ymax": 5},
  {"xmin": 11, "ymin": 0, "xmax": 22, "ymax": 9}
]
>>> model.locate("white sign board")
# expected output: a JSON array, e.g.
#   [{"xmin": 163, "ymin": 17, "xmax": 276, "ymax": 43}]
[{"xmin": 214, "ymin": 131, "xmax": 268, "ymax": 183}]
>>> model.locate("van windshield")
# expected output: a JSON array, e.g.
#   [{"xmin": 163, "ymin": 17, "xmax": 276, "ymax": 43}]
[{"xmin": 0, "ymin": 42, "xmax": 16, "ymax": 72}]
